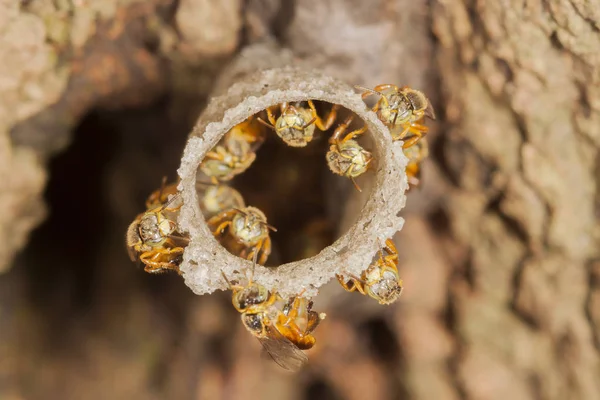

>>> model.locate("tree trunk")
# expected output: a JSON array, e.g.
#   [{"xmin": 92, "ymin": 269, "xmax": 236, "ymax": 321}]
[
  {"xmin": 429, "ymin": 0, "xmax": 600, "ymax": 398},
  {"xmin": 2, "ymin": 0, "xmax": 599, "ymax": 399}
]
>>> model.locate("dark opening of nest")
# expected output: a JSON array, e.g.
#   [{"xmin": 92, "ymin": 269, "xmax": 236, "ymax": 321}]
[{"xmin": 196, "ymin": 100, "xmax": 376, "ymax": 266}]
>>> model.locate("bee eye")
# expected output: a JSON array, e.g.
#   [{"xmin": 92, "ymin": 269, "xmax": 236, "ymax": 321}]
[{"xmin": 405, "ymin": 90, "xmax": 427, "ymax": 111}]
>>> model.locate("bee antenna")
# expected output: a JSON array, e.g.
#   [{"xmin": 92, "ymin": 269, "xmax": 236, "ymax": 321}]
[
  {"xmin": 304, "ymin": 116, "xmax": 317, "ymax": 128},
  {"xmin": 233, "ymin": 207, "xmax": 247, "ymax": 216},
  {"xmin": 354, "ymin": 85, "xmax": 383, "ymax": 97},
  {"xmin": 195, "ymin": 179, "xmax": 216, "ymax": 187},
  {"xmin": 262, "ymin": 222, "xmax": 278, "ymax": 232},
  {"xmin": 344, "ymin": 269, "xmax": 366, "ymax": 285},
  {"xmin": 168, "ymin": 234, "xmax": 190, "ymax": 244},
  {"xmin": 343, "ymin": 115, "xmax": 354, "ymax": 126},
  {"xmin": 163, "ymin": 192, "xmax": 182, "ymax": 209},
  {"xmin": 351, "ymin": 177, "xmax": 363, "ymax": 192},
  {"xmin": 376, "ymin": 237, "xmax": 385, "ymax": 260},
  {"xmin": 256, "ymin": 116, "xmax": 276, "ymax": 130},
  {"xmin": 248, "ymin": 244, "xmax": 260, "ymax": 283}
]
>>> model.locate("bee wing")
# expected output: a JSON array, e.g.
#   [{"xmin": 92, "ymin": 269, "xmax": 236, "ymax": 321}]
[
  {"xmin": 257, "ymin": 325, "xmax": 308, "ymax": 372},
  {"xmin": 127, "ymin": 246, "xmax": 139, "ymax": 262},
  {"xmin": 126, "ymin": 221, "xmax": 141, "ymax": 262}
]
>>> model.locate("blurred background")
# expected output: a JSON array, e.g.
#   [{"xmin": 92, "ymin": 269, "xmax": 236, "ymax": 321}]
[{"xmin": 1, "ymin": 0, "xmax": 599, "ymax": 399}]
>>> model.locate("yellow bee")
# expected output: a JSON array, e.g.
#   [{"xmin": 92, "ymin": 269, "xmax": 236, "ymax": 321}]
[
  {"xmin": 257, "ymin": 101, "xmax": 339, "ymax": 147},
  {"xmin": 197, "ymin": 183, "xmax": 245, "ymax": 219},
  {"xmin": 325, "ymin": 116, "xmax": 372, "ymax": 192},
  {"xmin": 226, "ymin": 115, "xmax": 267, "ymax": 150},
  {"xmin": 404, "ymin": 138, "xmax": 429, "ymax": 188},
  {"xmin": 278, "ymin": 295, "xmax": 326, "ymax": 351},
  {"xmin": 199, "ymin": 117, "xmax": 265, "ymax": 183},
  {"xmin": 222, "ymin": 255, "xmax": 324, "ymax": 371},
  {"xmin": 356, "ymin": 84, "xmax": 435, "ymax": 149},
  {"xmin": 337, "ymin": 239, "xmax": 403, "ymax": 305},
  {"xmin": 207, "ymin": 206, "xmax": 275, "ymax": 265},
  {"xmin": 126, "ymin": 194, "xmax": 187, "ymax": 274}
]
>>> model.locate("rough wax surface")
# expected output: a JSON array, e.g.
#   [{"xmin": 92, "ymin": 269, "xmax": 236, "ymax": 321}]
[{"xmin": 177, "ymin": 67, "xmax": 408, "ymax": 298}]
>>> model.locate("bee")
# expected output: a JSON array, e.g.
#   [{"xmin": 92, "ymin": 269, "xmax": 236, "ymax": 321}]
[
  {"xmin": 325, "ymin": 116, "xmax": 373, "ymax": 192},
  {"xmin": 356, "ymin": 84, "xmax": 435, "ymax": 149},
  {"xmin": 207, "ymin": 206, "xmax": 276, "ymax": 265},
  {"xmin": 199, "ymin": 117, "xmax": 265, "ymax": 183},
  {"xmin": 257, "ymin": 101, "xmax": 340, "ymax": 147},
  {"xmin": 221, "ymin": 255, "xmax": 310, "ymax": 371},
  {"xmin": 278, "ymin": 294, "xmax": 326, "ymax": 351},
  {"xmin": 197, "ymin": 183, "xmax": 245, "ymax": 219},
  {"xmin": 227, "ymin": 115, "xmax": 267, "ymax": 150},
  {"xmin": 126, "ymin": 194, "xmax": 188, "ymax": 274},
  {"xmin": 337, "ymin": 239, "xmax": 403, "ymax": 305},
  {"xmin": 404, "ymin": 138, "xmax": 429, "ymax": 188}
]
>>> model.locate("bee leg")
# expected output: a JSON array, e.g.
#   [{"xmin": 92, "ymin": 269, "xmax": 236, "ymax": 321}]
[
  {"xmin": 360, "ymin": 88, "xmax": 375, "ymax": 100},
  {"xmin": 204, "ymin": 148, "xmax": 226, "ymax": 161},
  {"xmin": 384, "ymin": 239, "xmax": 398, "ymax": 256},
  {"xmin": 207, "ymin": 209, "xmax": 237, "ymax": 230},
  {"xmin": 337, "ymin": 274, "xmax": 358, "ymax": 292},
  {"xmin": 343, "ymin": 272, "xmax": 369, "ymax": 296},
  {"xmin": 329, "ymin": 116, "xmax": 353, "ymax": 144},
  {"xmin": 402, "ymin": 131, "xmax": 426, "ymax": 149},
  {"xmin": 409, "ymin": 122, "xmax": 429, "ymax": 133},
  {"xmin": 308, "ymin": 100, "xmax": 339, "ymax": 131},
  {"xmin": 211, "ymin": 220, "xmax": 231, "ymax": 236},
  {"xmin": 391, "ymin": 124, "xmax": 411, "ymax": 141},
  {"xmin": 140, "ymin": 250, "xmax": 181, "ymax": 273},
  {"xmin": 256, "ymin": 236, "xmax": 271, "ymax": 265},
  {"xmin": 373, "ymin": 83, "xmax": 400, "ymax": 93},
  {"xmin": 284, "ymin": 296, "xmax": 304, "ymax": 321},
  {"xmin": 340, "ymin": 125, "xmax": 368, "ymax": 144}
]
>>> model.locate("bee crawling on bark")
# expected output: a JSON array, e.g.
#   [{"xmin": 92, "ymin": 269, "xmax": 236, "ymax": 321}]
[
  {"xmin": 337, "ymin": 239, "xmax": 403, "ymax": 305},
  {"xmin": 199, "ymin": 117, "xmax": 265, "ymax": 183},
  {"xmin": 207, "ymin": 206, "xmax": 276, "ymax": 265},
  {"xmin": 356, "ymin": 84, "xmax": 435, "ymax": 149},
  {"xmin": 126, "ymin": 182, "xmax": 188, "ymax": 274},
  {"xmin": 222, "ymin": 253, "xmax": 325, "ymax": 371},
  {"xmin": 325, "ymin": 116, "xmax": 373, "ymax": 192},
  {"xmin": 403, "ymin": 138, "xmax": 429, "ymax": 188},
  {"xmin": 257, "ymin": 100, "xmax": 340, "ymax": 147}
]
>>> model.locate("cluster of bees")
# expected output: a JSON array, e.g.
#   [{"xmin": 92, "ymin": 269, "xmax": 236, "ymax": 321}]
[{"xmin": 125, "ymin": 84, "xmax": 434, "ymax": 371}]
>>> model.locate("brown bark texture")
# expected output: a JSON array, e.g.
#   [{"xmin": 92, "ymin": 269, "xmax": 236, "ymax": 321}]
[
  {"xmin": 432, "ymin": 0, "xmax": 600, "ymax": 399},
  {"xmin": 0, "ymin": 0, "xmax": 598, "ymax": 399}
]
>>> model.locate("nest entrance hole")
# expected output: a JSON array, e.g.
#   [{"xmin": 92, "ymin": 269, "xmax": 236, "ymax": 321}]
[{"xmin": 196, "ymin": 100, "xmax": 376, "ymax": 266}]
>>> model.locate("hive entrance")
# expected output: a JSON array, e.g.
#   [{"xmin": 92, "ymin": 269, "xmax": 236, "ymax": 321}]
[{"xmin": 195, "ymin": 100, "xmax": 375, "ymax": 266}]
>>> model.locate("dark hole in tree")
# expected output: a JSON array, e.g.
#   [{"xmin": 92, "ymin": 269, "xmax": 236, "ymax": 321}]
[
  {"xmin": 359, "ymin": 317, "xmax": 402, "ymax": 365},
  {"xmin": 16, "ymin": 98, "xmax": 196, "ymax": 353},
  {"xmin": 304, "ymin": 378, "xmax": 344, "ymax": 400}
]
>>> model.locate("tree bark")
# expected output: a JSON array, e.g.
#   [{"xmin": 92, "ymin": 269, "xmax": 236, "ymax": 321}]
[
  {"xmin": 2, "ymin": 0, "xmax": 600, "ymax": 399},
  {"xmin": 431, "ymin": 0, "xmax": 600, "ymax": 398}
]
